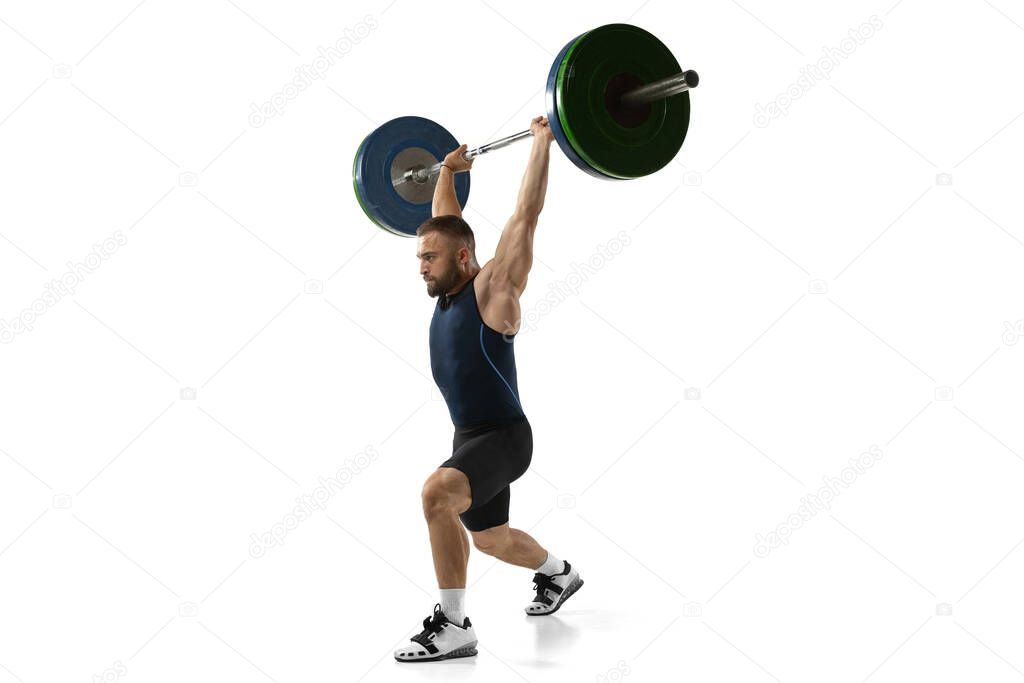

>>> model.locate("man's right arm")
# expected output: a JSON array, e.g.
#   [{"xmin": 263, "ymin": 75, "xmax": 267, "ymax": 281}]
[
  {"xmin": 432, "ymin": 143, "xmax": 474, "ymax": 218},
  {"xmin": 432, "ymin": 165, "xmax": 462, "ymax": 217}
]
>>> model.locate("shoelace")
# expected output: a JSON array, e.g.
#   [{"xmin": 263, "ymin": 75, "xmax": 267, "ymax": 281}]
[
  {"xmin": 532, "ymin": 572, "xmax": 559, "ymax": 602},
  {"xmin": 410, "ymin": 603, "xmax": 450, "ymax": 647}
]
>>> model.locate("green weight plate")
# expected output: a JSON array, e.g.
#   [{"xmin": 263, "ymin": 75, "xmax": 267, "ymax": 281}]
[
  {"xmin": 546, "ymin": 30, "xmax": 615, "ymax": 179},
  {"xmin": 555, "ymin": 24, "xmax": 690, "ymax": 179}
]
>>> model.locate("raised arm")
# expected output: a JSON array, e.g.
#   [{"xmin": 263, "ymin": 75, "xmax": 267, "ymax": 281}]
[
  {"xmin": 432, "ymin": 143, "xmax": 473, "ymax": 218},
  {"xmin": 492, "ymin": 116, "xmax": 554, "ymax": 290}
]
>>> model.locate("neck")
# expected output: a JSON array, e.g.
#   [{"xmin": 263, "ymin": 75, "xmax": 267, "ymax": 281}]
[{"xmin": 447, "ymin": 267, "xmax": 480, "ymax": 296}]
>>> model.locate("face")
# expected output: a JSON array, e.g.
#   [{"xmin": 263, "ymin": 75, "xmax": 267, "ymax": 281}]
[{"xmin": 417, "ymin": 232, "xmax": 462, "ymax": 298}]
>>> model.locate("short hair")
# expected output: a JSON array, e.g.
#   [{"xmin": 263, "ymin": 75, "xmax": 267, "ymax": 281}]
[{"xmin": 417, "ymin": 215, "xmax": 475, "ymax": 254}]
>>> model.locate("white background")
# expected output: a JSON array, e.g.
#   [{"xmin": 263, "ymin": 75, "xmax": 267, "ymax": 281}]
[{"xmin": 2, "ymin": 0, "xmax": 1023, "ymax": 681}]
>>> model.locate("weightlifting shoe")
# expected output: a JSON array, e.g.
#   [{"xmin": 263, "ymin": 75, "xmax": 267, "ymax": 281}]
[
  {"xmin": 525, "ymin": 560, "xmax": 584, "ymax": 615},
  {"xmin": 394, "ymin": 603, "xmax": 478, "ymax": 662}
]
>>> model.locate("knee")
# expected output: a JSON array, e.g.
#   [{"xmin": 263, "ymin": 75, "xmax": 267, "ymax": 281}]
[
  {"xmin": 421, "ymin": 479, "xmax": 456, "ymax": 518},
  {"xmin": 472, "ymin": 528, "xmax": 510, "ymax": 555},
  {"xmin": 422, "ymin": 468, "xmax": 471, "ymax": 518}
]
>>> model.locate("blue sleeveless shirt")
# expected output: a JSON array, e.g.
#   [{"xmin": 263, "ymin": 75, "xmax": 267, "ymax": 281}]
[{"xmin": 429, "ymin": 274, "xmax": 525, "ymax": 427}]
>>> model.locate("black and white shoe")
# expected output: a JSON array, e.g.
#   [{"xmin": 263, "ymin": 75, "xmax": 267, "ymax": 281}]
[
  {"xmin": 394, "ymin": 603, "xmax": 478, "ymax": 662},
  {"xmin": 525, "ymin": 560, "xmax": 584, "ymax": 615}
]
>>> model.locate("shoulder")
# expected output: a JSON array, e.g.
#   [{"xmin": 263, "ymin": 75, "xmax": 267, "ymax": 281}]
[
  {"xmin": 474, "ymin": 261, "xmax": 524, "ymax": 335},
  {"xmin": 475, "ymin": 260, "xmax": 525, "ymax": 301}
]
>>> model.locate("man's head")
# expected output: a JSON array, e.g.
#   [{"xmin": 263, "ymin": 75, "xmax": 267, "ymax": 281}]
[{"xmin": 416, "ymin": 215, "xmax": 478, "ymax": 298}]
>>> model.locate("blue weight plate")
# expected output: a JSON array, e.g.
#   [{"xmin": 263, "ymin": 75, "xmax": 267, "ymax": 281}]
[
  {"xmin": 545, "ymin": 32, "xmax": 616, "ymax": 181},
  {"xmin": 353, "ymin": 116, "xmax": 470, "ymax": 237},
  {"xmin": 353, "ymin": 135, "xmax": 406, "ymax": 237}
]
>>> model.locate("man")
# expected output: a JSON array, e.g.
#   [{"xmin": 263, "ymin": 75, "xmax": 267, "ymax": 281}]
[{"xmin": 394, "ymin": 116, "xmax": 584, "ymax": 663}]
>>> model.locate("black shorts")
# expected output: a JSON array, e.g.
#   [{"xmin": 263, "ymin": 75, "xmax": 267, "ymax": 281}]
[{"xmin": 440, "ymin": 415, "xmax": 533, "ymax": 532}]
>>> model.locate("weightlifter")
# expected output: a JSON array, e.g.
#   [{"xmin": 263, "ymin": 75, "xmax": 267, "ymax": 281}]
[{"xmin": 394, "ymin": 116, "xmax": 584, "ymax": 662}]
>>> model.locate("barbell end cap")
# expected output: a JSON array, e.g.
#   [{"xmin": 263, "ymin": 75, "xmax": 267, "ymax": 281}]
[{"xmin": 684, "ymin": 70, "xmax": 699, "ymax": 89}]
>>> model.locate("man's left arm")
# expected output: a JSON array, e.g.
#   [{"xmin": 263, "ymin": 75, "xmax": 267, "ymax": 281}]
[{"xmin": 492, "ymin": 116, "xmax": 554, "ymax": 291}]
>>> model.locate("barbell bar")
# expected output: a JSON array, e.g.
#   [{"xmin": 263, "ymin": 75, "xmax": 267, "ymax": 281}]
[
  {"xmin": 353, "ymin": 23, "xmax": 698, "ymax": 236},
  {"xmin": 394, "ymin": 68, "xmax": 698, "ymax": 188}
]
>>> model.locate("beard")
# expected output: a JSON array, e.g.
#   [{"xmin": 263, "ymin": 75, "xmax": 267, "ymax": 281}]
[{"xmin": 425, "ymin": 256, "xmax": 460, "ymax": 298}]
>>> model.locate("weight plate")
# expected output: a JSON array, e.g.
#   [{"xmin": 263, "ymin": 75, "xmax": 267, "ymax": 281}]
[
  {"xmin": 545, "ymin": 31, "xmax": 615, "ymax": 180},
  {"xmin": 556, "ymin": 24, "xmax": 690, "ymax": 179},
  {"xmin": 353, "ymin": 136, "xmax": 406, "ymax": 237},
  {"xmin": 352, "ymin": 116, "xmax": 470, "ymax": 237}
]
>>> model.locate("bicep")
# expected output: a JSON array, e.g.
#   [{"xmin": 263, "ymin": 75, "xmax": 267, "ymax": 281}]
[{"xmin": 493, "ymin": 213, "xmax": 537, "ymax": 288}]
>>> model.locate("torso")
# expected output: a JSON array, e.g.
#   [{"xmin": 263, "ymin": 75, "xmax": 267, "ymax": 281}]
[{"xmin": 429, "ymin": 265, "xmax": 526, "ymax": 427}]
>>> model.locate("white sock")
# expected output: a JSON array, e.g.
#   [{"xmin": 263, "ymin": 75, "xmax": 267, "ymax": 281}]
[
  {"xmin": 439, "ymin": 588, "xmax": 466, "ymax": 626},
  {"xmin": 534, "ymin": 551, "xmax": 564, "ymax": 576}
]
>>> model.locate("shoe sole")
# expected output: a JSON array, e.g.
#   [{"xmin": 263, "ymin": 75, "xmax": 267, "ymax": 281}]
[
  {"xmin": 394, "ymin": 641, "xmax": 478, "ymax": 662},
  {"xmin": 526, "ymin": 576, "xmax": 584, "ymax": 616}
]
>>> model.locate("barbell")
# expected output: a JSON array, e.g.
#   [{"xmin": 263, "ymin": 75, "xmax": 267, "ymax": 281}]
[{"xmin": 353, "ymin": 23, "xmax": 698, "ymax": 237}]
